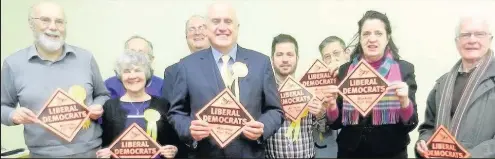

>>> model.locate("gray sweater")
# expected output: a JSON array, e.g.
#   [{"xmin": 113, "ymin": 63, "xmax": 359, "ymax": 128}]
[{"xmin": 1, "ymin": 44, "xmax": 109, "ymax": 157}]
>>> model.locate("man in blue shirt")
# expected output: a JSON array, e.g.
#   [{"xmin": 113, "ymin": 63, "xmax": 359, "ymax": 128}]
[{"xmin": 104, "ymin": 36, "xmax": 164, "ymax": 98}]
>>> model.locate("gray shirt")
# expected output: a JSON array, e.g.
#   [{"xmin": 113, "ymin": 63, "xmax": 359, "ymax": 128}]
[{"xmin": 1, "ymin": 44, "xmax": 110, "ymax": 157}]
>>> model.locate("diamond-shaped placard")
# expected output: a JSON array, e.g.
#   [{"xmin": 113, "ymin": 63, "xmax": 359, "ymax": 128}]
[
  {"xmin": 299, "ymin": 59, "xmax": 339, "ymax": 101},
  {"xmin": 279, "ymin": 76, "xmax": 315, "ymax": 121},
  {"xmin": 426, "ymin": 125, "xmax": 470, "ymax": 158},
  {"xmin": 337, "ymin": 60, "xmax": 389, "ymax": 116},
  {"xmin": 196, "ymin": 89, "xmax": 254, "ymax": 148},
  {"xmin": 36, "ymin": 88, "xmax": 90, "ymax": 142},
  {"xmin": 108, "ymin": 123, "xmax": 161, "ymax": 158}
]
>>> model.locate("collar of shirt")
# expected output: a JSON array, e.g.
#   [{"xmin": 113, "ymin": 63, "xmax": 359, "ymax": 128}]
[
  {"xmin": 27, "ymin": 44, "xmax": 76, "ymax": 62},
  {"xmin": 458, "ymin": 60, "xmax": 481, "ymax": 73},
  {"xmin": 212, "ymin": 44, "xmax": 238, "ymax": 64}
]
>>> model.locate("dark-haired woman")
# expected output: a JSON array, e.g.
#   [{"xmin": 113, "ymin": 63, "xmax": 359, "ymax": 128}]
[{"xmin": 324, "ymin": 10, "xmax": 418, "ymax": 158}]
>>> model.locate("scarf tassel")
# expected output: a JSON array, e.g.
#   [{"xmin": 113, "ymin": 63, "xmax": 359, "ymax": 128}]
[
  {"xmin": 342, "ymin": 108, "xmax": 360, "ymax": 126},
  {"xmin": 372, "ymin": 108, "xmax": 400, "ymax": 125}
]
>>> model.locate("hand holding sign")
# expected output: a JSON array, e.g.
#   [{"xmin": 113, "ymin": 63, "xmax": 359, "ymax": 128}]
[
  {"xmin": 307, "ymin": 98, "xmax": 324, "ymax": 118},
  {"xmin": 321, "ymin": 85, "xmax": 339, "ymax": 111},
  {"xmin": 299, "ymin": 59, "xmax": 339, "ymax": 101},
  {"xmin": 190, "ymin": 120, "xmax": 211, "ymax": 141},
  {"xmin": 96, "ymin": 148, "xmax": 112, "ymax": 158},
  {"xmin": 159, "ymin": 145, "xmax": 178, "ymax": 158},
  {"xmin": 108, "ymin": 123, "xmax": 162, "ymax": 158},
  {"xmin": 36, "ymin": 88, "xmax": 90, "ymax": 142},
  {"xmin": 416, "ymin": 140, "xmax": 429, "ymax": 158},
  {"xmin": 88, "ymin": 104, "xmax": 104, "ymax": 120},
  {"xmin": 424, "ymin": 125, "xmax": 470, "ymax": 158},
  {"xmin": 388, "ymin": 81, "xmax": 410, "ymax": 108},
  {"xmin": 243, "ymin": 121, "xmax": 264, "ymax": 140},
  {"xmin": 11, "ymin": 107, "xmax": 39, "ymax": 125},
  {"xmin": 337, "ymin": 60, "xmax": 389, "ymax": 116}
]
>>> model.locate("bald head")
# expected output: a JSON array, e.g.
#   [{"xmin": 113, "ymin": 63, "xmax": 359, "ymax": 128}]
[
  {"xmin": 206, "ymin": 2, "xmax": 238, "ymax": 22},
  {"xmin": 205, "ymin": 2, "xmax": 240, "ymax": 54},
  {"xmin": 29, "ymin": 1, "xmax": 67, "ymax": 53},
  {"xmin": 29, "ymin": 1, "xmax": 65, "ymax": 20}
]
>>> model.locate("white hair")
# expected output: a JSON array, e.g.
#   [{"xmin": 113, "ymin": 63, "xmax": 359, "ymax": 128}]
[
  {"xmin": 455, "ymin": 10, "xmax": 492, "ymax": 37},
  {"xmin": 114, "ymin": 51, "xmax": 152, "ymax": 80}
]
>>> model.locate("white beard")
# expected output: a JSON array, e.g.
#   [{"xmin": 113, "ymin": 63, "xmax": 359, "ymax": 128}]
[{"xmin": 36, "ymin": 31, "xmax": 65, "ymax": 52}]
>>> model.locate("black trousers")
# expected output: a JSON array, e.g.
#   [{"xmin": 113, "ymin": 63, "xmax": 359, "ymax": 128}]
[{"xmin": 337, "ymin": 148, "xmax": 407, "ymax": 158}]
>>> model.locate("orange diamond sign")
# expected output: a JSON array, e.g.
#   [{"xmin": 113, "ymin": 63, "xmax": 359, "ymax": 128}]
[
  {"xmin": 426, "ymin": 125, "xmax": 470, "ymax": 158},
  {"xmin": 279, "ymin": 76, "xmax": 314, "ymax": 121},
  {"xmin": 196, "ymin": 89, "xmax": 254, "ymax": 148},
  {"xmin": 36, "ymin": 88, "xmax": 90, "ymax": 142},
  {"xmin": 109, "ymin": 123, "xmax": 161, "ymax": 158},
  {"xmin": 299, "ymin": 59, "xmax": 339, "ymax": 101},
  {"xmin": 338, "ymin": 60, "xmax": 389, "ymax": 116}
]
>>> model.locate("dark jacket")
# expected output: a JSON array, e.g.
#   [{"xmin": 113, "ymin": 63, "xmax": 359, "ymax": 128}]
[
  {"xmin": 168, "ymin": 46, "xmax": 283, "ymax": 158},
  {"xmin": 329, "ymin": 60, "xmax": 419, "ymax": 157},
  {"xmin": 162, "ymin": 63, "xmax": 179, "ymax": 102},
  {"xmin": 100, "ymin": 96, "xmax": 187, "ymax": 158},
  {"xmin": 416, "ymin": 58, "xmax": 495, "ymax": 158}
]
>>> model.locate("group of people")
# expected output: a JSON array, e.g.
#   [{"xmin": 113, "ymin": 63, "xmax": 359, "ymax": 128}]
[{"xmin": 1, "ymin": 1, "xmax": 494, "ymax": 158}]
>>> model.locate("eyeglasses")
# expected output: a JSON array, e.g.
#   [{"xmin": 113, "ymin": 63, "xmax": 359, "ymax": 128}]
[
  {"xmin": 30, "ymin": 17, "xmax": 66, "ymax": 28},
  {"xmin": 187, "ymin": 25, "xmax": 206, "ymax": 33},
  {"xmin": 457, "ymin": 32, "xmax": 492, "ymax": 40}
]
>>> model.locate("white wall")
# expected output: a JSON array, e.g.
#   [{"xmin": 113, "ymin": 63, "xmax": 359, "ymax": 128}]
[{"xmin": 2, "ymin": 0, "xmax": 494, "ymax": 157}]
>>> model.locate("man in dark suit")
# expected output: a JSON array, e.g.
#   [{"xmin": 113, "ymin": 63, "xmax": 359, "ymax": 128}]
[
  {"xmin": 161, "ymin": 15, "xmax": 210, "ymax": 158},
  {"xmin": 167, "ymin": 2, "xmax": 283, "ymax": 158},
  {"xmin": 162, "ymin": 15, "xmax": 210, "ymax": 101}
]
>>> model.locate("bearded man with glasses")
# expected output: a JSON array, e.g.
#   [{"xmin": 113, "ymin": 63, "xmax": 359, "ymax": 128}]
[{"xmin": 1, "ymin": 1, "xmax": 110, "ymax": 158}]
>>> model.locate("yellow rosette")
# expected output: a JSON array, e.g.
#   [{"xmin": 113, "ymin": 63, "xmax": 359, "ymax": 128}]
[
  {"xmin": 285, "ymin": 108, "xmax": 309, "ymax": 142},
  {"xmin": 68, "ymin": 85, "xmax": 91, "ymax": 129},
  {"xmin": 232, "ymin": 62, "xmax": 248, "ymax": 102},
  {"xmin": 144, "ymin": 109, "xmax": 161, "ymax": 141}
]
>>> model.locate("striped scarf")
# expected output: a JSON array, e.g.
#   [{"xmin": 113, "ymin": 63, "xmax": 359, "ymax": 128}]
[
  {"xmin": 436, "ymin": 50, "xmax": 493, "ymax": 137},
  {"xmin": 342, "ymin": 49, "xmax": 403, "ymax": 125}
]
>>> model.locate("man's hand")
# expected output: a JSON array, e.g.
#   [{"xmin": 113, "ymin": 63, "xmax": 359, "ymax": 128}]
[
  {"xmin": 88, "ymin": 104, "xmax": 104, "ymax": 120},
  {"xmin": 388, "ymin": 81, "xmax": 410, "ymax": 108},
  {"xmin": 190, "ymin": 120, "xmax": 210, "ymax": 141},
  {"xmin": 96, "ymin": 148, "xmax": 112, "ymax": 158},
  {"xmin": 416, "ymin": 140, "xmax": 429, "ymax": 158},
  {"xmin": 160, "ymin": 145, "xmax": 178, "ymax": 158},
  {"xmin": 322, "ymin": 85, "xmax": 339, "ymax": 111},
  {"xmin": 308, "ymin": 98, "xmax": 324, "ymax": 118},
  {"xmin": 11, "ymin": 107, "xmax": 38, "ymax": 125},
  {"xmin": 243, "ymin": 121, "xmax": 264, "ymax": 140}
]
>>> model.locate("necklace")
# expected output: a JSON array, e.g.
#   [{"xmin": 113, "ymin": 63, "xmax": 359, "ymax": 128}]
[{"xmin": 130, "ymin": 101, "xmax": 147, "ymax": 115}]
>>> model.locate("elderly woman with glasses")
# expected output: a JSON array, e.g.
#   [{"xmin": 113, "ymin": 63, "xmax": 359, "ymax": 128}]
[{"xmin": 96, "ymin": 51, "xmax": 183, "ymax": 158}]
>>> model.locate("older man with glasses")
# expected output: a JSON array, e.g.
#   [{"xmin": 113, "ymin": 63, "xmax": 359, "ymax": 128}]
[
  {"xmin": 162, "ymin": 15, "xmax": 210, "ymax": 102},
  {"xmin": 1, "ymin": 1, "xmax": 109, "ymax": 157},
  {"xmin": 416, "ymin": 13, "xmax": 495, "ymax": 158}
]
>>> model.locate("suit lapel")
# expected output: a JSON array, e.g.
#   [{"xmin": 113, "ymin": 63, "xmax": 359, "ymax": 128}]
[
  {"xmin": 235, "ymin": 47, "xmax": 251, "ymax": 106},
  {"xmin": 199, "ymin": 48, "xmax": 225, "ymax": 95}
]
